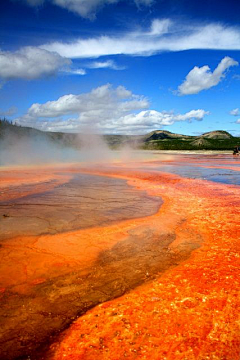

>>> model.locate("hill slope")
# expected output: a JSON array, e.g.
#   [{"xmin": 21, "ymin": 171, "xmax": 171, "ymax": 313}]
[
  {"xmin": 141, "ymin": 130, "xmax": 239, "ymax": 150},
  {"xmin": 200, "ymin": 131, "xmax": 233, "ymax": 139},
  {"xmin": 0, "ymin": 120, "xmax": 239, "ymax": 151}
]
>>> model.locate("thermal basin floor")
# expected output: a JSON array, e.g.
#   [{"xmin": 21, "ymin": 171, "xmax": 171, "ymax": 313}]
[{"xmin": 0, "ymin": 153, "xmax": 239, "ymax": 360}]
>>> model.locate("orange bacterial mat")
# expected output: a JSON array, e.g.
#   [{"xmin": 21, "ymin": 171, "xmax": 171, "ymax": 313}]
[{"xmin": 0, "ymin": 154, "xmax": 239, "ymax": 360}]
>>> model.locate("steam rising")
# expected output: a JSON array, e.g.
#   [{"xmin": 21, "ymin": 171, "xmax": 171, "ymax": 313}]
[
  {"xmin": 0, "ymin": 132, "xmax": 77, "ymax": 166},
  {"xmin": 0, "ymin": 127, "xmax": 138, "ymax": 167},
  {"xmin": 77, "ymin": 133, "xmax": 115, "ymax": 163}
]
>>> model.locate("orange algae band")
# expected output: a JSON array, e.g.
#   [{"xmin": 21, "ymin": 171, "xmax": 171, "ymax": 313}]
[{"xmin": 0, "ymin": 156, "xmax": 239, "ymax": 360}]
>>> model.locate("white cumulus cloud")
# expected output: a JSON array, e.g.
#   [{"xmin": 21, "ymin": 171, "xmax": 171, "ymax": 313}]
[
  {"xmin": 178, "ymin": 57, "xmax": 239, "ymax": 95},
  {"xmin": 0, "ymin": 47, "xmax": 71, "ymax": 80},
  {"xmin": 118, "ymin": 109, "xmax": 208, "ymax": 129},
  {"xmin": 15, "ymin": 84, "xmax": 209, "ymax": 134},
  {"xmin": 24, "ymin": 84, "xmax": 148, "ymax": 118}
]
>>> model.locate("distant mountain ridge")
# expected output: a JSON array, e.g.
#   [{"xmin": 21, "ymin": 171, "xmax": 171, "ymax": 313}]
[{"xmin": 0, "ymin": 119, "xmax": 239, "ymax": 151}]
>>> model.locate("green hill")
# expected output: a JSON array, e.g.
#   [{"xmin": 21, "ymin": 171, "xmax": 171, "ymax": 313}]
[
  {"xmin": 0, "ymin": 119, "xmax": 239, "ymax": 151},
  {"xmin": 140, "ymin": 130, "xmax": 239, "ymax": 150}
]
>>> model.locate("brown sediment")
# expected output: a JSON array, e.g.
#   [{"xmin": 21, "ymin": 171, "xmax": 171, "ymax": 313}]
[
  {"xmin": 0, "ymin": 172, "xmax": 161, "ymax": 240},
  {"xmin": 0, "ymin": 219, "xmax": 199, "ymax": 360},
  {"xmin": 0, "ymin": 167, "xmax": 168, "ymax": 359},
  {"xmin": 0, "ymin": 167, "xmax": 72, "ymax": 202},
  {"xmin": 0, "ymin": 155, "xmax": 240, "ymax": 360}
]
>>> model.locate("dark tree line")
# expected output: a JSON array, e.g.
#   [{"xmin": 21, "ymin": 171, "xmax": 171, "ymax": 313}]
[{"xmin": 0, "ymin": 118, "xmax": 19, "ymax": 128}]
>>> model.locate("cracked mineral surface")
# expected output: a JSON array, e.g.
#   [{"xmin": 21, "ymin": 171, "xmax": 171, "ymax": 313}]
[{"xmin": 0, "ymin": 153, "xmax": 239, "ymax": 360}]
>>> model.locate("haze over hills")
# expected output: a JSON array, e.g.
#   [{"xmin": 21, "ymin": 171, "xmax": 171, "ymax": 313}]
[{"xmin": 0, "ymin": 119, "xmax": 239, "ymax": 152}]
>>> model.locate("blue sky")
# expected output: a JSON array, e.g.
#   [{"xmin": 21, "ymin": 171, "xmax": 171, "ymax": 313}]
[{"xmin": 0, "ymin": 0, "xmax": 240, "ymax": 135}]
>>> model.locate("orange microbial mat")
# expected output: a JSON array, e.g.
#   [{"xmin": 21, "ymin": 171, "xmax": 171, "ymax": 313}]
[{"xmin": 0, "ymin": 153, "xmax": 239, "ymax": 360}]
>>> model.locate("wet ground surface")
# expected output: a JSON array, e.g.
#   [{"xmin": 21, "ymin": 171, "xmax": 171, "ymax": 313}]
[
  {"xmin": 0, "ymin": 169, "xmax": 165, "ymax": 359},
  {"xmin": 0, "ymin": 173, "xmax": 161, "ymax": 240},
  {"xmin": 142, "ymin": 153, "xmax": 240, "ymax": 185},
  {"xmin": 152, "ymin": 164, "xmax": 240, "ymax": 184},
  {"xmin": 0, "ymin": 153, "xmax": 239, "ymax": 360}
]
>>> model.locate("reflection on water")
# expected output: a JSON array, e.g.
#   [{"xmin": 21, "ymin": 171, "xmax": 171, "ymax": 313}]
[
  {"xmin": 140, "ymin": 153, "xmax": 240, "ymax": 185},
  {"xmin": 153, "ymin": 164, "xmax": 240, "ymax": 185}
]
